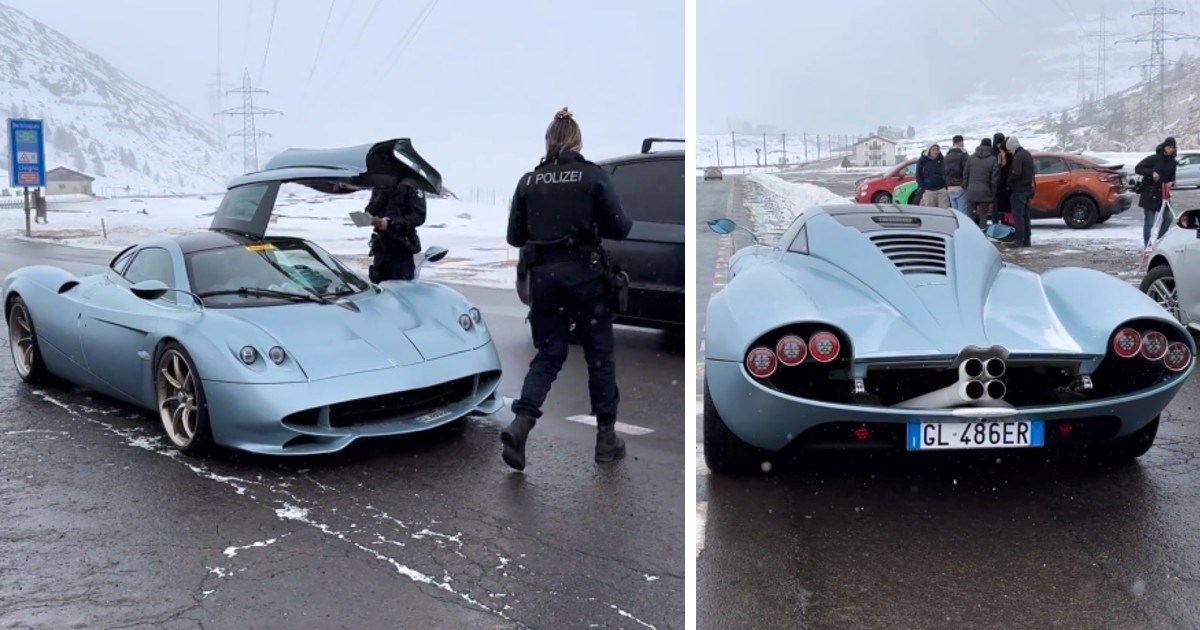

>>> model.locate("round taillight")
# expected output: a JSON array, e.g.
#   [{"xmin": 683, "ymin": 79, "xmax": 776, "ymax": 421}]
[
  {"xmin": 1163, "ymin": 341, "xmax": 1191, "ymax": 372},
  {"xmin": 775, "ymin": 335, "xmax": 807, "ymax": 366},
  {"xmin": 1140, "ymin": 331, "xmax": 1169, "ymax": 361},
  {"xmin": 809, "ymin": 331, "xmax": 840, "ymax": 363},
  {"xmin": 745, "ymin": 346, "xmax": 777, "ymax": 378},
  {"xmin": 1112, "ymin": 328, "xmax": 1142, "ymax": 358}
]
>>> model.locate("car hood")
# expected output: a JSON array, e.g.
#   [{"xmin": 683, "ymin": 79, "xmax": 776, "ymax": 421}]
[{"xmin": 221, "ymin": 290, "xmax": 475, "ymax": 381}]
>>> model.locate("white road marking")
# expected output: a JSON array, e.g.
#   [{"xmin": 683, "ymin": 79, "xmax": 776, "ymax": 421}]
[
  {"xmin": 695, "ymin": 443, "xmax": 709, "ymax": 476},
  {"xmin": 696, "ymin": 501, "xmax": 708, "ymax": 559},
  {"xmin": 563, "ymin": 415, "xmax": 655, "ymax": 436}
]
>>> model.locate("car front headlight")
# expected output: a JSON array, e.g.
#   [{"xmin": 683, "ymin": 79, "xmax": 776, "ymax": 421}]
[
  {"xmin": 469, "ymin": 307, "xmax": 481, "ymax": 324},
  {"xmin": 268, "ymin": 346, "xmax": 286, "ymax": 364},
  {"xmin": 458, "ymin": 314, "xmax": 473, "ymax": 331},
  {"xmin": 239, "ymin": 345, "xmax": 257, "ymax": 364}
]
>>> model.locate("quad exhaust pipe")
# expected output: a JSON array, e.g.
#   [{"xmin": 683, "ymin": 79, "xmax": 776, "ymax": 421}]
[{"xmin": 894, "ymin": 356, "xmax": 1008, "ymax": 409}]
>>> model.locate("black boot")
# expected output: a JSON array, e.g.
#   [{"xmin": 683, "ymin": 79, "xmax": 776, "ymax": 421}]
[
  {"xmin": 501, "ymin": 415, "xmax": 536, "ymax": 471},
  {"xmin": 595, "ymin": 422, "xmax": 626, "ymax": 463}
]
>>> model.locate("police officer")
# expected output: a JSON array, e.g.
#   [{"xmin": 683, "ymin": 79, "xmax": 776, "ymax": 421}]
[
  {"xmin": 364, "ymin": 178, "xmax": 427, "ymax": 281},
  {"xmin": 501, "ymin": 107, "xmax": 633, "ymax": 471}
]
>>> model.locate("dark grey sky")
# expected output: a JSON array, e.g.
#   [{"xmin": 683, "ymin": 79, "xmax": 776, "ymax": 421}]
[
  {"xmin": 4, "ymin": 0, "xmax": 684, "ymax": 193},
  {"xmin": 698, "ymin": 0, "xmax": 1200, "ymax": 134}
]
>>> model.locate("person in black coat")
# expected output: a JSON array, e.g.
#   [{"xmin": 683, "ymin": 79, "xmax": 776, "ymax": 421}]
[
  {"xmin": 502, "ymin": 107, "xmax": 633, "ymax": 471},
  {"xmin": 992, "ymin": 133, "xmax": 1011, "ymax": 230},
  {"xmin": 1135, "ymin": 136, "xmax": 1178, "ymax": 247},
  {"xmin": 363, "ymin": 180, "xmax": 426, "ymax": 281},
  {"xmin": 1004, "ymin": 136, "xmax": 1036, "ymax": 248}
]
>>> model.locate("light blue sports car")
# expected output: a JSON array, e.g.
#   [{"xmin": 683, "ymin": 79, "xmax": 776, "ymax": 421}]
[
  {"xmin": 703, "ymin": 203, "xmax": 1194, "ymax": 473},
  {"xmin": 4, "ymin": 139, "xmax": 503, "ymax": 456}
]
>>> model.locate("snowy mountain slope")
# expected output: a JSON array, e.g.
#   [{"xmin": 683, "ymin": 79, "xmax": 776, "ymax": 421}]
[{"xmin": 0, "ymin": 2, "xmax": 239, "ymax": 194}]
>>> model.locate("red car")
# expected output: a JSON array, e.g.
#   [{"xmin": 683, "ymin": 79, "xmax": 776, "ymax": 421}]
[{"xmin": 854, "ymin": 158, "xmax": 918, "ymax": 204}]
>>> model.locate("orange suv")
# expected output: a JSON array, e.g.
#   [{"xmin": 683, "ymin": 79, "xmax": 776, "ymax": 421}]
[{"xmin": 1028, "ymin": 152, "xmax": 1131, "ymax": 229}]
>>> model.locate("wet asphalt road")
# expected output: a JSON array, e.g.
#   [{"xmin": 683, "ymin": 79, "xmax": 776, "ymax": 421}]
[
  {"xmin": 0, "ymin": 240, "xmax": 684, "ymax": 629},
  {"xmin": 696, "ymin": 175, "xmax": 1200, "ymax": 629}
]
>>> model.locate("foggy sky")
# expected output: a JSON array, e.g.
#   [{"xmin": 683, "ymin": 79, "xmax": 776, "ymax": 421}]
[
  {"xmin": 4, "ymin": 0, "xmax": 683, "ymax": 196},
  {"xmin": 699, "ymin": 0, "xmax": 1200, "ymax": 135}
]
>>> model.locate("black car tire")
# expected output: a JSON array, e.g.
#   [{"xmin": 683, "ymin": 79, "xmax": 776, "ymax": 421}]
[
  {"xmin": 1088, "ymin": 417, "xmax": 1158, "ymax": 466},
  {"xmin": 871, "ymin": 191, "xmax": 892, "ymax": 204},
  {"xmin": 1062, "ymin": 195, "xmax": 1098, "ymax": 229},
  {"xmin": 703, "ymin": 379, "xmax": 768, "ymax": 474},
  {"xmin": 7, "ymin": 296, "xmax": 50, "ymax": 384},
  {"xmin": 1140, "ymin": 264, "xmax": 1182, "ymax": 323}
]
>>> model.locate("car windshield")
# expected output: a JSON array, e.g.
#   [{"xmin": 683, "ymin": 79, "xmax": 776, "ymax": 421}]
[{"xmin": 186, "ymin": 239, "xmax": 369, "ymax": 308}]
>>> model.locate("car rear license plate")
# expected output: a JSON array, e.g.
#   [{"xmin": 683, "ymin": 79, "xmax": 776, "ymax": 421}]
[{"xmin": 906, "ymin": 420, "xmax": 1044, "ymax": 451}]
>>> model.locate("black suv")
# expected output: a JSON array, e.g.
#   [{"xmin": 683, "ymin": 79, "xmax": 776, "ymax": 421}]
[{"xmin": 516, "ymin": 137, "xmax": 685, "ymax": 336}]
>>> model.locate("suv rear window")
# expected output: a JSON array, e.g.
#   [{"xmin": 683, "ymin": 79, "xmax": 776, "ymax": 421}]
[{"xmin": 608, "ymin": 158, "xmax": 683, "ymax": 225}]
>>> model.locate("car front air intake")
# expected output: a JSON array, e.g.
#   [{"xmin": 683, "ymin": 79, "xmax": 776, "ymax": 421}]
[{"xmin": 868, "ymin": 233, "xmax": 947, "ymax": 275}]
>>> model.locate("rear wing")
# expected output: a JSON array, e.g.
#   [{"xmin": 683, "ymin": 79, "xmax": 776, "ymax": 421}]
[{"xmin": 641, "ymin": 137, "xmax": 684, "ymax": 154}]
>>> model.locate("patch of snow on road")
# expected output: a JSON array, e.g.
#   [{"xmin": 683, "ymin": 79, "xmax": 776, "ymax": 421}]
[{"xmin": 223, "ymin": 535, "xmax": 286, "ymax": 558}]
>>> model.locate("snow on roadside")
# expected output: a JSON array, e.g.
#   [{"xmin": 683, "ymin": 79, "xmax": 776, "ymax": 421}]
[
  {"xmin": 1, "ymin": 188, "xmax": 519, "ymax": 289},
  {"xmin": 741, "ymin": 172, "xmax": 851, "ymax": 239}
]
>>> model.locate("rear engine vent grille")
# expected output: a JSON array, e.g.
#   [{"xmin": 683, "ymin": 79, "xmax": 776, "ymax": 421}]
[{"xmin": 868, "ymin": 233, "xmax": 947, "ymax": 275}]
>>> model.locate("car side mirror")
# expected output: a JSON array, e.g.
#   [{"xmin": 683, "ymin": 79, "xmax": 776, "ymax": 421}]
[
  {"xmin": 129, "ymin": 279, "xmax": 170, "ymax": 300},
  {"xmin": 707, "ymin": 218, "xmax": 736, "ymax": 235}
]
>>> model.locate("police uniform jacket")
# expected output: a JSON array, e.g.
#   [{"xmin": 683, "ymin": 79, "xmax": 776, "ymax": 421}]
[{"xmin": 506, "ymin": 150, "xmax": 632, "ymax": 262}]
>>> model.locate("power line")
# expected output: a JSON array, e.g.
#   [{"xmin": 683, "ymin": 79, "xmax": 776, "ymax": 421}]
[
  {"xmin": 215, "ymin": 70, "xmax": 283, "ymax": 173},
  {"xmin": 304, "ymin": 0, "xmax": 338, "ymax": 91},
  {"xmin": 381, "ymin": 0, "xmax": 439, "ymax": 78},
  {"xmin": 975, "ymin": 0, "xmax": 999, "ymax": 19},
  {"xmin": 257, "ymin": 0, "xmax": 280, "ymax": 85},
  {"xmin": 1116, "ymin": 0, "xmax": 1199, "ymax": 131}
]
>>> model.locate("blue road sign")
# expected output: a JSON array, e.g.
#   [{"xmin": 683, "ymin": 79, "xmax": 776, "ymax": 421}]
[{"xmin": 7, "ymin": 118, "xmax": 46, "ymax": 189}]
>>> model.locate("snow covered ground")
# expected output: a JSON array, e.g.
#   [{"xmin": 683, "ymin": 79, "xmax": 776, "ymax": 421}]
[{"xmin": 3, "ymin": 185, "xmax": 518, "ymax": 289}]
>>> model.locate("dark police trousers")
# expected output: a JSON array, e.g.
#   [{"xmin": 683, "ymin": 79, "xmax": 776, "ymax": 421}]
[
  {"xmin": 512, "ymin": 261, "xmax": 619, "ymax": 424},
  {"xmin": 369, "ymin": 252, "xmax": 416, "ymax": 282}
]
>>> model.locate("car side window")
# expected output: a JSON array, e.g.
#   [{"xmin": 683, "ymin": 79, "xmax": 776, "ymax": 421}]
[
  {"xmin": 1035, "ymin": 158, "xmax": 1068, "ymax": 175},
  {"xmin": 788, "ymin": 225, "xmax": 809, "ymax": 255},
  {"xmin": 608, "ymin": 158, "xmax": 683, "ymax": 225},
  {"xmin": 122, "ymin": 247, "xmax": 176, "ymax": 288},
  {"xmin": 902, "ymin": 163, "xmax": 917, "ymax": 177},
  {"xmin": 109, "ymin": 247, "xmax": 136, "ymax": 275}
]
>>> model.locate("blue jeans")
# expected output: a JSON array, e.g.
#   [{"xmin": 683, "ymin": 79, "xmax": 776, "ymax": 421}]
[
  {"xmin": 1144, "ymin": 206, "xmax": 1173, "ymax": 247},
  {"xmin": 1010, "ymin": 190, "xmax": 1033, "ymax": 246},
  {"xmin": 949, "ymin": 189, "xmax": 968, "ymax": 214}
]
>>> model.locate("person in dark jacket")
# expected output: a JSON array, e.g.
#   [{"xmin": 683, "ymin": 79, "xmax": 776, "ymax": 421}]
[
  {"xmin": 1005, "ymin": 136, "xmax": 1036, "ymax": 248},
  {"xmin": 944, "ymin": 135, "xmax": 969, "ymax": 214},
  {"xmin": 962, "ymin": 138, "xmax": 997, "ymax": 228},
  {"xmin": 1135, "ymin": 136, "xmax": 1178, "ymax": 247},
  {"xmin": 992, "ymin": 133, "xmax": 1011, "ymax": 230},
  {"xmin": 502, "ymin": 107, "xmax": 633, "ymax": 471},
  {"xmin": 363, "ymin": 179, "xmax": 427, "ymax": 281},
  {"xmin": 916, "ymin": 144, "xmax": 950, "ymax": 208}
]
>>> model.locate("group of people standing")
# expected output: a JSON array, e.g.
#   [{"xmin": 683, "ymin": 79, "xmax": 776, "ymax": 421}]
[{"xmin": 914, "ymin": 133, "xmax": 1036, "ymax": 248}]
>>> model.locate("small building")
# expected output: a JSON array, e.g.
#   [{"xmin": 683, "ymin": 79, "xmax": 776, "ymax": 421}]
[
  {"xmin": 851, "ymin": 135, "xmax": 898, "ymax": 168},
  {"xmin": 46, "ymin": 166, "xmax": 95, "ymax": 196}
]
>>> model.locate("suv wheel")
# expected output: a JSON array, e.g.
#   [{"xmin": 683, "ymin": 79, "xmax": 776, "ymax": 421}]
[{"xmin": 1062, "ymin": 196, "xmax": 1098, "ymax": 229}]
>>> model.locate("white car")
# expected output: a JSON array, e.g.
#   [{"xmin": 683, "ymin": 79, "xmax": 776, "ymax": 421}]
[
  {"xmin": 1141, "ymin": 208, "xmax": 1200, "ymax": 326},
  {"xmin": 1174, "ymin": 151, "xmax": 1200, "ymax": 188}
]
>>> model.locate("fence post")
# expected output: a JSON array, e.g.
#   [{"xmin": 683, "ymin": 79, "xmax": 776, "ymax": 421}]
[
  {"xmin": 23, "ymin": 188, "xmax": 30, "ymax": 237},
  {"xmin": 101, "ymin": 218, "xmax": 107, "ymax": 239}
]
